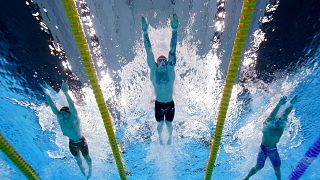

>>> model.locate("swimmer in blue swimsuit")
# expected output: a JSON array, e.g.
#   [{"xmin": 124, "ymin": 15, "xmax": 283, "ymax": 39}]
[
  {"xmin": 142, "ymin": 14, "xmax": 178, "ymax": 145},
  {"xmin": 244, "ymin": 96, "xmax": 298, "ymax": 180}
]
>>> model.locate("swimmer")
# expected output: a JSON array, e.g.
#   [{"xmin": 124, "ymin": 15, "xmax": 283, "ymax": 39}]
[
  {"xmin": 141, "ymin": 14, "xmax": 179, "ymax": 145},
  {"xmin": 244, "ymin": 95, "xmax": 298, "ymax": 180},
  {"xmin": 41, "ymin": 82, "xmax": 92, "ymax": 178}
]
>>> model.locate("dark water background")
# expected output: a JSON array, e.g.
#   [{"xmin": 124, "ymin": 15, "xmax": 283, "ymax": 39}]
[
  {"xmin": 1, "ymin": 0, "xmax": 319, "ymax": 92},
  {"xmin": 256, "ymin": 0, "xmax": 320, "ymax": 81},
  {"xmin": 0, "ymin": 0, "xmax": 82, "ymax": 95}
]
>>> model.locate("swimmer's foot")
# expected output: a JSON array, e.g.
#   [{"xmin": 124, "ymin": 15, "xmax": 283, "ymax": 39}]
[
  {"xmin": 167, "ymin": 137, "xmax": 172, "ymax": 145},
  {"xmin": 87, "ymin": 167, "xmax": 92, "ymax": 179}
]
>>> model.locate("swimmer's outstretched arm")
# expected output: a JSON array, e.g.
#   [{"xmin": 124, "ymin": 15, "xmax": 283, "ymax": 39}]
[
  {"xmin": 169, "ymin": 30, "xmax": 177, "ymax": 55},
  {"xmin": 169, "ymin": 14, "xmax": 178, "ymax": 54},
  {"xmin": 61, "ymin": 83, "xmax": 77, "ymax": 114},
  {"xmin": 265, "ymin": 96, "xmax": 287, "ymax": 123},
  {"xmin": 281, "ymin": 95, "xmax": 298, "ymax": 120},
  {"xmin": 141, "ymin": 16, "xmax": 156, "ymax": 71},
  {"xmin": 40, "ymin": 84, "xmax": 59, "ymax": 115},
  {"xmin": 168, "ymin": 14, "xmax": 178, "ymax": 66}
]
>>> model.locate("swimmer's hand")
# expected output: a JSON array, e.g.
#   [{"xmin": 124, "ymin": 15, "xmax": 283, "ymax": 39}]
[
  {"xmin": 61, "ymin": 82, "xmax": 69, "ymax": 93},
  {"xmin": 279, "ymin": 96, "xmax": 287, "ymax": 105}
]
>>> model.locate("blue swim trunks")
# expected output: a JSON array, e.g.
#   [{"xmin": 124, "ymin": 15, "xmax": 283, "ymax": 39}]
[{"xmin": 256, "ymin": 144, "xmax": 281, "ymax": 167}]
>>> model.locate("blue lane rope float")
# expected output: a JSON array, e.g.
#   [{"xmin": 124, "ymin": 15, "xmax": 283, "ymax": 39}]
[
  {"xmin": 61, "ymin": 0, "xmax": 127, "ymax": 179},
  {"xmin": 289, "ymin": 137, "xmax": 320, "ymax": 180},
  {"xmin": 204, "ymin": 0, "xmax": 257, "ymax": 179}
]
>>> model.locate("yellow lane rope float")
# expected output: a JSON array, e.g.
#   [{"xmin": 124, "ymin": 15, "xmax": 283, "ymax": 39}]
[
  {"xmin": 0, "ymin": 134, "xmax": 38, "ymax": 179},
  {"xmin": 204, "ymin": 0, "xmax": 257, "ymax": 179},
  {"xmin": 61, "ymin": 0, "xmax": 127, "ymax": 179}
]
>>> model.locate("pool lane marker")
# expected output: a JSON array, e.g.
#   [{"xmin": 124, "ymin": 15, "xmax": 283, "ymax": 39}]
[
  {"xmin": 289, "ymin": 137, "xmax": 320, "ymax": 179},
  {"xmin": 0, "ymin": 134, "xmax": 38, "ymax": 179},
  {"xmin": 61, "ymin": 0, "xmax": 127, "ymax": 179},
  {"xmin": 204, "ymin": 0, "xmax": 256, "ymax": 179}
]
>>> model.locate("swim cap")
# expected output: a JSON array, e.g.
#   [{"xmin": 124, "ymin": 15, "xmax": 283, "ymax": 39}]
[{"xmin": 157, "ymin": 55, "xmax": 167, "ymax": 65}]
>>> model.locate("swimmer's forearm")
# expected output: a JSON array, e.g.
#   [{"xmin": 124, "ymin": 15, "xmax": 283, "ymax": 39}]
[
  {"xmin": 143, "ymin": 32, "xmax": 152, "ymax": 55},
  {"xmin": 169, "ymin": 30, "xmax": 177, "ymax": 54},
  {"xmin": 269, "ymin": 101, "xmax": 283, "ymax": 119},
  {"xmin": 143, "ymin": 32, "xmax": 155, "ymax": 69},
  {"xmin": 45, "ymin": 94, "xmax": 59, "ymax": 114},
  {"xmin": 283, "ymin": 105, "xmax": 293, "ymax": 119},
  {"xmin": 167, "ymin": 30, "xmax": 177, "ymax": 66},
  {"xmin": 63, "ymin": 91, "xmax": 76, "ymax": 111}
]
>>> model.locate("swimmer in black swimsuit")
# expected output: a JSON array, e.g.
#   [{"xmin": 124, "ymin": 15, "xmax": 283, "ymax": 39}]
[
  {"xmin": 41, "ymin": 83, "xmax": 92, "ymax": 178},
  {"xmin": 142, "ymin": 14, "xmax": 178, "ymax": 145}
]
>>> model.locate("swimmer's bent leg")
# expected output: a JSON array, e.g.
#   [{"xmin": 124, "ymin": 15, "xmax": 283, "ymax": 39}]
[
  {"xmin": 155, "ymin": 101, "xmax": 165, "ymax": 144},
  {"xmin": 269, "ymin": 149, "xmax": 281, "ymax": 180},
  {"xmin": 244, "ymin": 145, "xmax": 267, "ymax": 180},
  {"xmin": 79, "ymin": 137, "xmax": 92, "ymax": 178},
  {"xmin": 165, "ymin": 101, "xmax": 175, "ymax": 145},
  {"xmin": 69, "ymin": 139, "xmax": 86, "ymax": 176}
]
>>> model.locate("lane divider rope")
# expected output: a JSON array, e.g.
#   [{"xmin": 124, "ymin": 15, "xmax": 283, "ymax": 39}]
[
  {"xmin": 0, "ymin": 134, "xmax": 38, "ymax": 179},
  {"xmin": 289, "ymin": 137, "xmax": 320, "ymax": 180},
  {"xmin": 61, "ymin": 0, "xmax": 127, "ymax": 179},
  {"xmin": 204, "ymin": 0, "xmax": 257, "ymax": 179}
]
